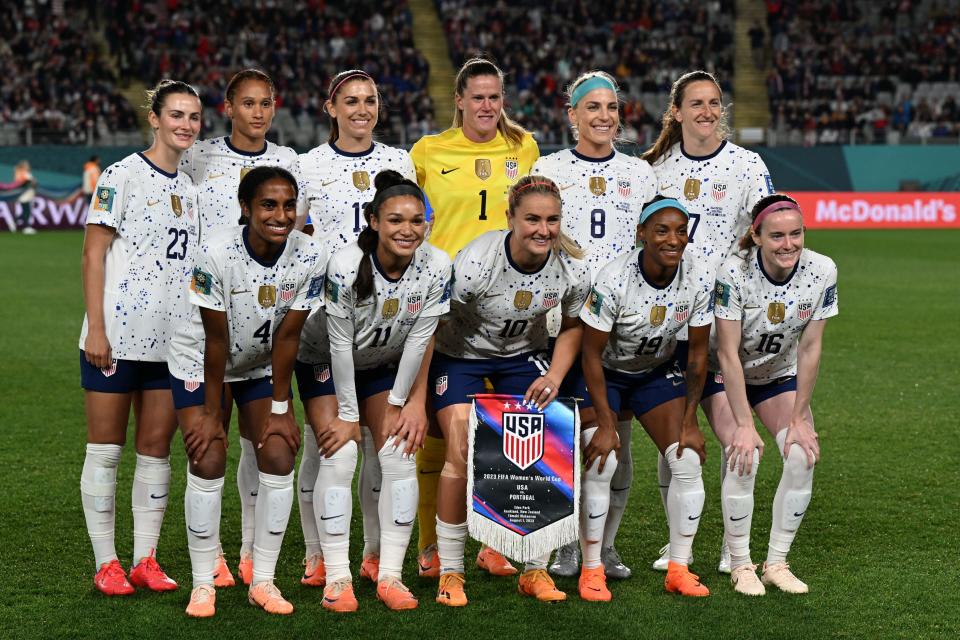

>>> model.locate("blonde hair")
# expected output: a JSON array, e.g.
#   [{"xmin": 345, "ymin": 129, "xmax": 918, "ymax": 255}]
[
  {"xmin": 507, "ymin": 175, "xmax": 584, "ymax": 260},
  {"xmin": 641, "ymin": 70, "xmax": 730, "ymax": 165},
  {"xmin": 453, "ymin": 58, "xmax": 529, "ymax": 149},
  {"xmin": 565, "ymin": 70, "xmax": 624, "ymax": 143}
]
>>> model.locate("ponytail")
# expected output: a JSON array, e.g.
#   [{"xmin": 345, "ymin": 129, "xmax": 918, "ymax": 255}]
[
  {"xmin": 453, "ymin": 58, "xmax": 529, "ymax": 149},
  {"xmin": 641, "ymin": 70, "xmax": 729, "ymax": 165},
  {"xmin": 738, "ymin": 193, "xmax": 800, "ymax": 251}
]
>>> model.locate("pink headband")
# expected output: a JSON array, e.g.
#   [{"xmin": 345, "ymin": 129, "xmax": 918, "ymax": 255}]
[
  {"xmin": 515, "ymin": 181, "xmax": 558, "ymax": 194},
  {"xmin": 329, "ymin": 71, "xmax": 373, "ymax": 99},
  {"xmin": 753, "ymin": 201, "xmax": 801, "ymax": 231}
]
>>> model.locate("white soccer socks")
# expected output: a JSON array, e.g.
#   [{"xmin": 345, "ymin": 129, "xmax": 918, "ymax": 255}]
[
  {"xmin": 252, "ymin": 471, "xmax": 294, "ymax": 585},
  {"xmin": 313, "ymin": 440, "xmax": 358, "ymax": 583},
  {"xmin": 580, "ymin": 426, "xmax": 618, "ymax": 569},
  {"xmin": 358, "ymin": 426, "xmax": 383, "ymax": 556},
  {"xmin": 81, "ymin": 443, "xmax": 122, "ymax": 567},
  {"xmin": 768, "ymin": 429, "xmax": 814, "ymax": 565},
  {"xmin": 237, "ymin": 438, "xmax": 260, "ymax": 556},
  {"xmin": 721, "ymin": 446, "xmax": 759, "ymax": 570},
  {"xmin": 131, "ymin": 453, "xmax": 171, "ymax": 564},
  {"xmin": 665, "ymin": 443, "xmax": 705, "ymax": 565},
  {"xmin": 185, "ymin": 472, "xmax": 224, "ymax": 587},
  {"xmin": 436, "ymin": 518, "xmax": 468, "ymax": 575},
  {"xmin": 297, "ymin": 426, "xmax": 322, "ymax": 558},
  {"xmin": 657, "ymin": 450, "xmax": 672, "ymax": 518},
  {"xmin": 377, "ymin": 437, "xmax": 417, "ymax": 581},
  {"xmin": 602, "ymin": 419, "xmax": 633, "ymax": 549}
]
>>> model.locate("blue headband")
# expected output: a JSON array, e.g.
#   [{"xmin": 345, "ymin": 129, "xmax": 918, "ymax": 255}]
[
  {"xmin": 570, "ymin": 76, "xmax": 617, "ymax": 107},
  {"xmin": 639, "ymin": 198, "xmax": 690, "ymax": 224}
]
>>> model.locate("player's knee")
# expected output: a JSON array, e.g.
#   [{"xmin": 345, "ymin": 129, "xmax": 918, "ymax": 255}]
[
  {"xmin": 665, "ymin": 442, "xmax": 702, "ymax": 481},
  {"xmin": 378, "ymin": 437, "xmax": 416, "ymax": 477},
  {"xmin": 189, "ymin": 443, "xmax": 226, "ymax": 480},
  {"xmin": 783, "ymin": 442, "xmax": 816, "ymax": 481},
  {"xmin": 318, "ymin": 440, "xmax": 358, "ymax": 486},
  {"xmin": 256, "ymin": 442, "xmax": 295, "ymax": 476}
]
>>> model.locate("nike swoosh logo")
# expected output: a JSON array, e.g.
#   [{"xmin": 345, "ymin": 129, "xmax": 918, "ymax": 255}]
[
  {"xmin": 793, "ymin": 511, "xmax": 805, "ymax": 517},
  {"xmin": 586, "ymin": 586, "xmax": 602, "ymax": 591},
  {"xmin": 321, "ymin": 180, "xmax": 337, "ymax": 187},
  {"xmin": 560, "ymin": 183, "xmax": 575, "ymax": 190},
  {"xmin": 588, "ymin": 512, "xmax": 607, "ymax": 519},
  {"xmin": 372, "ymin": 487, "xmax": 381, "ymax": 493},
  {"xmin": 268, "ymin": 530, "xmax": 284, "ymax": 535},
  {"xmin": 150, "ymin": 492, "xmax": 168, "ymax": 500},
  {"xmin": 441, "ymin": 167, "xmax": 459, "ymax": 175},
  {"xmin": 659, "ymin": 184, "xmax": 671, "ymax": 190},
  {"xmin": 394, "ymin": 519, "xmax": 414, "ymax": 526},
  {"xmin": 482, "ymin": 292, "xmax": 502, "ymax": 299},
  {"xmin": 147, "ymin": 199, "xmax": 161, "ymax": 207},
  {"xmin": 658, "ymin": 484, "xmax": 670, "ymax": 489},
  {"xmin": 300, "ymin": 487, "xmax": 314, "ymax": 494},
  {"xmin": 231, "ymin": 288, "xmax": 250, "ymax": 295},
  {"xmin": 187, "ymin": 526, "xmax": 208, "ymax": 535},
  {"xmin": 688, "ymin": 513, "xmax": 702, "ymax": 521},
  {"xmin": 250, "ymin": 490, "xmax": 258, "ymax": 497},
  {"xmin": 610, "ymin": 486, "xmax": 630, "ymax": 492},
  {"xmin": 730, "ymin": 514, "xmax": 749, "ymax": 521},
  {"xmin": 323, "ymin": 596, "xmax": 339, "ymax": 604},
  {"xmin": 207, "ymin": 173, "xmax": 224, "ymax": 180},
  {"xmin": 419, "ymin": 470, "xmax": 439, "ymax": 475},
  {"xmin": 320, "ymin": 514, "xmax": 344, "ymax": 521}
]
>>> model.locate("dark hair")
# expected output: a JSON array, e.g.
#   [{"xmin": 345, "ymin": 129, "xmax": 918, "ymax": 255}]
[
  {"xmin": 354, "ymin": 170, "xmax": 425, "ymax": 301},
  {"xmin": 739, "ymin": 193, "xmax": 801, "ymax": 250},
  {"xmin": 236, "ymin": 166, "xmax": 299, "ymax": 225},
  {"xmin": 144, "ymin": 79, "xmax": 200, "ymax": 117},
  {"xmin": 453, "ymin": 57, "xmax": 528, "ymax": 148},
  {"xmin": 225, "ymin": 68, "xmax": 275, "ymax": 103},
  {"xmin": 639, "ymin": 194, "xmax": 672, "ymax": 223},
  {"xmin": 325, "ymin": 69, "xmax": 378, "ymax": 144},
  {"xmin": 641, "ymin": 70, "xmax": 729, "ymax": 164}
]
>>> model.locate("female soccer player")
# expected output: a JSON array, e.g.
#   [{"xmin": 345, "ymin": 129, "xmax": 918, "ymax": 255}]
[
  {"xmin": 297, "ymin": 70, "xmax": 416, "ymax": 587},
  {"xmin": 578, "ymin": 196, "xmax": 714, "ymax": 600},
  {"xmin": 301, "ymin": 170, "xmax": 450, "ymax": 612},
  {"xmin": 168, "ymin": 167, "xmax": 326, "ymax": 617},
  {"xmin": 534, "ymin": 70, "xmax": 657, "ymax": 580},
  {"xmin": 431, "ymin": 175, "xmax": 590, "ymax": 607},
  {"xmin": 713, "ymin": 194, "xmax": 837, "ymax": 595},
  {"xmin": 644, "ymin": 70, "xmax": 774, "ymax": 574},
  {"xmin": 410, "ymin": 57, "xmax": 540, "ymax": 577},
  {"xmin": 179, "ymin": 67, "xmax": 302, "ymax": 588},
  {"xmin": 79, "ymin": 80, "xmax": 201, "ymax": 596}
]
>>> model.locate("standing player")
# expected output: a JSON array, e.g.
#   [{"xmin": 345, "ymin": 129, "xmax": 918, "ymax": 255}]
[
  {"xmin": 168, "ymin": 167, "xmax": 325, "ymax": 617},
  {"xmin": 578, "ymin": 196, "xmax": 713, "ymax": 600},
  {"xmin": 534, "ymin": 70, "xmax": 657, "ymax": 580},
  {"xmin": 296, "ymin": 68, "xmax": 416, "ymax": 589},
  {"xmin": 305, "ymin": 170, "xmax": 450, "ymax": 611},
  {"xmin": 179, "ymin": 69, "xmax": 302, "ymax": 587},
  {"xmin": 431, "ymin": 176, "xmax": 590, "ymax": 607},
  {"xmin": 409, "ymin": 57, "xmax": 539, "ymax": 577},
  {"xmin": 713, "ymin": 194, "xmax": 837, "ymax": 595},
  {"xmin": 79, "ymin": 80, "xmax": 201, "ymax": 596},
  {"xmin": 643, "ymin": 70, "xmax": 774, "ymax": 573}
]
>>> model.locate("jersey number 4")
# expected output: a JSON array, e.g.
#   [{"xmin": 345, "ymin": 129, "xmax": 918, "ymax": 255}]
[{"xmin": 254, "ymin": 320, "xmax": 271, "ymax": 344}]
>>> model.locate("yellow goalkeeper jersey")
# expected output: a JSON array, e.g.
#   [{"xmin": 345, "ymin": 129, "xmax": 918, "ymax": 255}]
[{"xmin": 410, "ymin": 127, "xmax": 539, "ymax": 258}]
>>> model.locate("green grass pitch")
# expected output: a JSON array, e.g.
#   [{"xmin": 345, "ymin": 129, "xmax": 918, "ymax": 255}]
[{"xmin": 1, "ymin": 230, "xmax": 957, "ymax": 639}]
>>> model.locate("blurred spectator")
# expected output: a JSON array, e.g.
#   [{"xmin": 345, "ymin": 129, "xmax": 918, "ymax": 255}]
[
  {"xmin": 83, "ymin": 156, "xmax": 101, "ymax": 198},
  {"xmin": 14, "ymin": 160, "xmax": 37, "ymax": 234}
]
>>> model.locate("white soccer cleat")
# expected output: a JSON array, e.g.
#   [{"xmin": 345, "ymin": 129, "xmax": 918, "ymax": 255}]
[
  {"xmin": 730, "ymin": 564, "xmax": 765, "ymax": 596},
  {"xmin": 761, "ymin": 561, "xmax": 809, "ymax": 594},
  {"xmin": 601, "ymin": 546, "xmax": 632, "ymax": 579},
  {"xmin": 652, "ymin": 543, "xmax": 693, "ymax": 572},
  {"xmin": 717, "ymin": 541, "xmax": 731, "ymax": 574},
  {"xmin": 548, "ymin": 541, "xmax": 580, "ymax": 577}
]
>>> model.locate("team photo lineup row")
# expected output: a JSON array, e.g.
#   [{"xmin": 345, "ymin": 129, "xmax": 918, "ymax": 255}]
[{"xmin": 78, "ymin": 59, "xmax": 838, "ymax": 618}]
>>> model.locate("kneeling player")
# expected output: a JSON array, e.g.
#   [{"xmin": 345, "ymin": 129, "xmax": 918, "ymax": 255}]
[
  {"xmin": 431, "ymin": 176, "xmax": 589, "ymax": 607},
  {"xmin": 168, "ymin": 167, "xmax": 325, "ymax": 617},
  {"xmin": 578, "ymin": 196, "xmax": 713, "ymax": 600}
]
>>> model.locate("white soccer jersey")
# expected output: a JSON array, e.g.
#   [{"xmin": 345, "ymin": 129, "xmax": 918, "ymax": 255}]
[
  {"xmin": 323, "ymin": 241, "xmax": 451, "ymax": 370},
  {"xmin": 299, "ymin": 142, "xmax": 416, "ymax": 249},
  {"xmin": 436, "ymin": 230, "xmax": 590, "ymax": 359},
  {"xmin": 168, "ymin": 227, "xmax": 326, "ymax": 382},
  {"xmin": 533, "ymin": 148, "xmax": 657, "ymax": 276},
  {"xmin": 580, "ymin": 249, "xmax": 714, "ymax": 374},
  {"xmin": 651, "ymin": 140, "xmax": 773, "ymax": 276},
  {"xmin": 179, "ymin": 136, "xmax": 301, "ymax": 237},
  {"xmin": 79, "ymin": 152, "xmax": 200, "ymax": 361},
  {"xmin": 713, "ymin": 248, "xmax": 838, "ymax": 384}
]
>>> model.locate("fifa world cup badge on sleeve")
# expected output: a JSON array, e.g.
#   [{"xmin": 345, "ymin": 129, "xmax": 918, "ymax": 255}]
[
  {"xmin": 714, "ymin": 280, "xmax": 730, "ymax": 307},
  {"xmin": 588, "ymin": 288, "xmax": 604, "ymax": 315},
  {"xmin": 191, "ymin": 267, "xmax": 212, "ymax": 295},
  {"xmin": 466, "ymin": 394, "xmax": 580, "ymax": 562},
  {"xmin": 94, "ymin": 187, "xmax": 115, "ymax": 212},
  {"xmin": 307, "ymin": 276, "xmax": 324, "ymax": 299}
]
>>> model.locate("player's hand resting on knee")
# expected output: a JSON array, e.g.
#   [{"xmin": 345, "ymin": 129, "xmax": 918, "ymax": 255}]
[
  {"xmin": 259, "ymin": 409, "xmax": 301, "ymax": 454},
  {"xmin": 584, "ymin": 423, "xmax": 620, "ymax": 475},
  {"xmin": 392, "ymin": 403, "xmax": 427, "ymax": 456},
  {"xmin": 184, "ymin": 411, "xmax": 226, "ymax": 464},
  {"xmin": 729, "ymin": 423, "xmax": 764, "ymax": 476},
  {"xmin": 318, "ymin": 416, "xmax": 360, "ymax": 457},
  {"xmin": 784, "ymin": 418, "xmax": 819, "ymax": 468}
]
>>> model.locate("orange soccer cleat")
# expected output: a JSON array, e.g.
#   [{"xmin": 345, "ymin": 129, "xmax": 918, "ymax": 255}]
[
  {"xmin": 185, "ymin": 585, "xmax": 216, "ymax": 618},
  {"xmin": 129, "ymin": 550, "xmax": 178, "ymax": 592},
  {"xmin": 360, "ymin": 554, "xmax": 380, "ymax": 583},
  {"xmin": 578, "ymin": 565, "xmax": 612, "ymax": 602},
  {"xmin": 248, "ymin": 581, "xmax": 294, "ymax": 615},
  {"xmin": 417, "ymin": 544, "xmax": 440, "ymax": 578},
  {"xmin": 301, "ymin": 552, "xmax": 326, "ymax": 587},
  {"xmin": 237, "ymin": 552, "xmax": 253, "ymax": 586},
  {"xmin": 664, "ymin": 561, "xmax": 710, "ymax": 597},
  {"xmin": 518, "ymin": 569, "xmax": 567, "ymax": 603},
  {"xmin": 476, "ymin": 546, "xmax": 517, "ymax": 576},
  {"xmin": 213, "ymin": 553, "xmax": 236, "ymax": 588},
  {"xmin": 436, "ymin": 572, "xmax": 468, "ymax": 607},
  {"xmin": 94, "ymin": 559, "xmax": 135, "ymax": 596},
  {"xmin": 377, "ymin": 576, "xmax": 418, "ymax": 611},
  {"xmin": 322, "ymin": 578, "xmax": 359, "ymax": 613}
]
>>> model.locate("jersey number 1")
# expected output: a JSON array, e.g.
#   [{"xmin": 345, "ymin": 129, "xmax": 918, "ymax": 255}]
[{"xmin": 478, "ymin": 190, "xmax": 487, "ymax": 221}]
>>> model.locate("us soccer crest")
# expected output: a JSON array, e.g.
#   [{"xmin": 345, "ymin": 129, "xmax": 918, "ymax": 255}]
[
  {"xmin": 713, "ymin": 183, "xmax": 727, "ymax": 201},
  {"xmin": 258, "ymin": 285, "xmax": 277, "ymax": 308},
  {"xmin": 543, "ymin": 291, "xmax": 559, "ymax": 309},
  {"xmin": 184, "ymin": 380, "xmax": 201, "ymax": 392},
  {"xmin": 683, "ymin": 178, "xmax": 701, "ymax": 200},
  {"xmin": 435, "ymin": 374, "xmax": 448, "ymax": 396},
  {"xmin": 514, "ymin": 290, "xmax": 533, "ymax": 310},
  {"xmin": 767, "ymin": 302, "xmax": 786, "ymax": 324},
  {"xmin": 505, "ymin": 158, "xmax": 518, "ymax": 180},
  {"xmin": 313, "ymin": 364, "xmax": 331, "ymax": 383},
  {"xmin": 674, "ymin": 303, "xmax": 690, "ymax": 323},
  {"xmin": 502, "ymin": 411, "xmax": 545, "ymax": 471},
  {"xmin": 171, "ymin": 194, "xmax": 183, "ymax": 217},
  {"xmin": 475, "ymin": 158, "xmax": 492, "ymax": 180},
  {"xmin": 589, "ymin": 176, "xmax": 606, "ymax": 196},
  {"xmin": 279, "ymin": 280, "xmax": 296, "ymax": 304},
  {"xmin": 353, "ymin": 170, "xmax": 371, "ymax": 191},
  {"xmin": 797, "ymin": 301, "xmax": 813, "ymax": 321},
  {"xmin": 649, "ymin": 305, "xmax": 667, "ymax": 326},
  {"xmin": 100, "ymin": 360, "xmax": 118, "ymax": 378},
  {"xmin": 617, "ymin": 178, "xmax": 631, "ymax": 198},
  {"xmin": 407, "ymin": 293, "xmax": 423, "ymax": 314},
  {"xmin": 382, "ymin": 298, "xmax": 400, "ymax": 319},
  {"xmin": 240, "ymin": 166, "xmax": 254, "ymax": 181}
]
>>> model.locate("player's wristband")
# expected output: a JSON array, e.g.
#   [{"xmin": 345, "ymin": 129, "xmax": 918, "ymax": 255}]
[{"xmin": 271, "ymin": 400, "xmax": 289, "ymax": 415}]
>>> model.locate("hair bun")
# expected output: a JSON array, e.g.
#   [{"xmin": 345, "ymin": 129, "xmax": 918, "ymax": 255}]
[{"xmin": 373, "ymin": 169, "xmax": 405, "ymax": 191}]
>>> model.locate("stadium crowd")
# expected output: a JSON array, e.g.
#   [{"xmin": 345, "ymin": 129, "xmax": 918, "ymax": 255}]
[
  {"xmin": 765, "ymin": 0, "xmax": 960, "ymax": 145},
  {"xmin": 100, "ymin": 0, "xmax": 435, "ymax": 145},
  {"xmin": 437, "ymin": 0, "xmax": 735, "ymax": 147}
]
